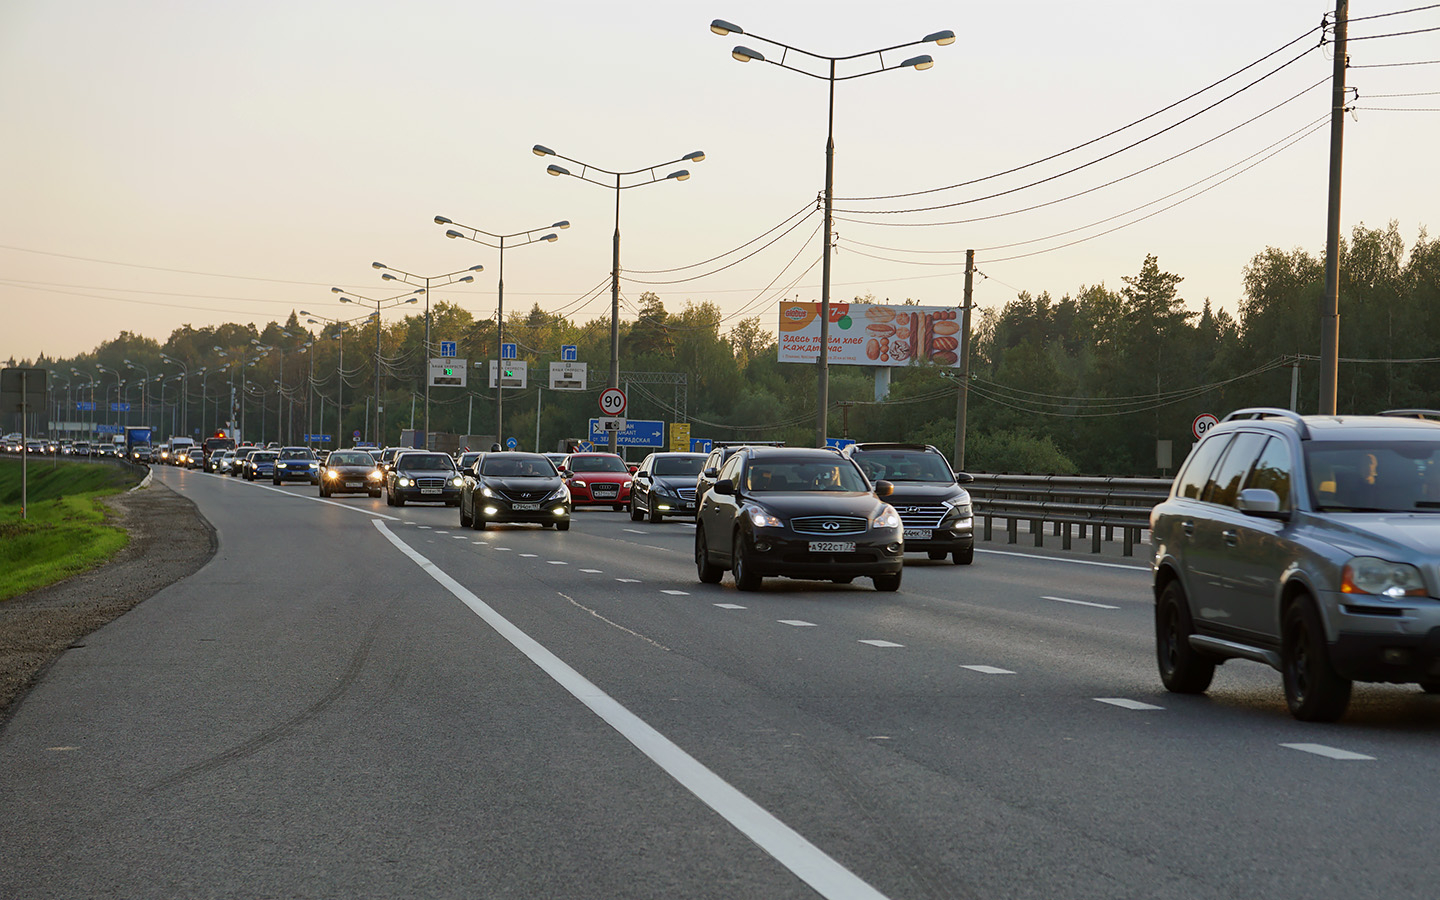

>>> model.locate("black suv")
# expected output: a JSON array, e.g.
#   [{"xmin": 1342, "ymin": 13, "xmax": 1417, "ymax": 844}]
[
  {"xmin": 629, "ymin": 452, "xmax": 706, "ymax": 522},
  {"xmin": 842, "ymin": 442, "xmax": 975, "ymax": 565},
  {"xmin": 695, "ymin": 446, "xmax": 904, "ymax": 591},
  {"xmin": 695, "ymin": 441, "xmax": 784, "ymax": 508},
  {"xmin": 385, "ymin": 451, "xmax": 462, "ymax": 507},
  {"xmin": 1151, "ymin": 407, "xmax": 1440, "ymax": 721}
]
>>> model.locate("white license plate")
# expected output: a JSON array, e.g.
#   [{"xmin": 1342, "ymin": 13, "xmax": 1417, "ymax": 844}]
[
  {"xmin": 512, "ymin": 502, "xmax": 540, "ymax": 511},
  {"xmin": 345, "ymin": 482, "xmax": 362, "ymax": 488},
  {"xmin": 421, "ymin": 488, "xmax": 441, "ymax": 495},
  {"xmin": 903, "ymin": 528, "xmax": 933, "ymax": 540},
  {"xmin": 808, "ymin": 541, "xmax": 855, "ymax": 553}
]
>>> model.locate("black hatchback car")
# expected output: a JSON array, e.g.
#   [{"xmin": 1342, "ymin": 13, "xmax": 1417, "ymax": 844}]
[
  {"xmin": 385, "ymin": 451, "xmax": 462, "ymax": 506},
  {"xmin": 629, "ymin": 452, "xmax": 706, "ymax": 522},
  {"xmin": 843, "ymin": 442, "xmax": 975, "ymax": 565},
  {"xmin": 695, "ymin": 446, "xmax": 904, "ymax": 591},
  {"xmin": 459, "ymin": 452, "xmax": 571, "ymax": 530}
]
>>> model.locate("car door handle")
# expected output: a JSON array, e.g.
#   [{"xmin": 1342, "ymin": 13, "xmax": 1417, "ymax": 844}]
[
  {"xmin": 1182, "ymin": 521, "xmax": 1195, "ymax": 537},
  {"xmin": 1222, "ymin": 529, "xmax": 1238, "ymax": 547}
]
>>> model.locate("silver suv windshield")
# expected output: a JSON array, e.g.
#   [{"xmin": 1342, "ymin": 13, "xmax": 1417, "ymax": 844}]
[
  {"xmin": 851, "ymin": 451, "xmax": 954, "ymax": 483},
  {"xmin": 1306, "ymin": 440, "xmax": 1440, "ymax": 513}
]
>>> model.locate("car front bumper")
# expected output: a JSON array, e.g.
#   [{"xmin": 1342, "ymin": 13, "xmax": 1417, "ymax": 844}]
[{"xmin": 745, "ymin": 529, "xmax": 905, "ymax": 579}]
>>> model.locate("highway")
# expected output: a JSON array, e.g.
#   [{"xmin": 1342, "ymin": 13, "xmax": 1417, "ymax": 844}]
[{"xmin": 3, "ymin": 465, "xmax": 1438, "ymax": 899}]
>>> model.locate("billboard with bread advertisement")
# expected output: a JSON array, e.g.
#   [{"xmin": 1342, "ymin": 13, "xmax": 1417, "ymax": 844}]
[{"xmin": 777, "ymin": 302, "xmax": 961, "ymax": 367}]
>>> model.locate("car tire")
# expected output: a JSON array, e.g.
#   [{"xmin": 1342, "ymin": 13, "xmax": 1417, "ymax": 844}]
[
  {"xmin": 831, "ymin": 576, "xmax": 854, "ymax": 585},
  {"xmin": 927, "ymin": 550, "xmax": 947, "ymax": 561},
  {"xmin": 732, "ymin": 532, "xmax": 761, "ymax": 592},
  {"xmin": 319, "ymin": 485, "xmax": 328, "ymax": 497},
  {"xmin": 369, "ymin": 489, "xmax": 381, "ymax": 498},
  {"xmin": 629, "ymin": 499, "xmax": 643, "ymax": 522},
  {"xmin": 1156, "ymin": 580, "xmax": 1216, "ymax": 694},
  {"xmin": 1282, "ymin": 597, "xmax": 1352, "ymax": 722},
  {"xmin": 394, "ymin": 493, "xmax": 405, "ymax": 507},
  {"xmin": 273, "ymin": 476, "xmax": 280, "ymax": 485},
  {"xmin": 556, "ymin": 520, "xmax": 570, "ymax": 532},
  {"xmin": 695, "ymin": 527, "xmax": 723, "ymax": 584},
  {"xmin": 954, "ymin": 547, "xmax": 974, "ymax": 565},
  {"xmin": 873, "ymin": 571, "xmax": 902, "ymax": 592},
  {"xmin": 459, "ymin": 501, "xmax": 473, "ymax": 528},
  {"xmin": 385, "ymin": 490, "xmax": 395, "ymax": 507},
  {"xmin": 648, "ymin": 505, "xmax": 663, "ymax": 524}
]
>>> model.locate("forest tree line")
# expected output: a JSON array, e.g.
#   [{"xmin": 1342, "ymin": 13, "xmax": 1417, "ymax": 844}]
[{"xmin": 16, "ymin": 221, "xmax": 1438, "ymax": 475}]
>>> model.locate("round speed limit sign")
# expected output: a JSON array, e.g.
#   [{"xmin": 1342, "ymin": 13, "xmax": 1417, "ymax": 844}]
[
  {"xmin": 599, "ymin": 387, "xmax": 627, "ymax": 417},
  {"xmin": 1192, "ymin": 413, "xmax": 1219, "ymax": 440}
]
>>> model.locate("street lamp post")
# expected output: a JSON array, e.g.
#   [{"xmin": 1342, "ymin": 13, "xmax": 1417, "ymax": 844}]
[
  {"xmin": 325, "ymin": 290, "xmax": 422, "ymax": 445},
  {"xmin": 123, "ymin": 359, "xmax": 150, "ymax": 431},
  {"xmin": 369, "ymin": 263, "xmax": 482, "ymax": 447},
  {"xmin": 160, "ymin": 354, "xmax": 189, "ymax": 437},
  {"xmin": 214, "ymin": 342, "xmax": 269, "ymax": 442},
  {"xmin": 435, "ymin": 215, "xmax": 568, "ymax": 448},
  {"xmin": 710, "ymin": 19, "xmax": 953, "ymax": 446},
  {"xmin": 70, "ymin": 369, "xmax": 96, "ymax": 442},
  {"xmin": 533, "ymin": 144, "xmax": 704, "ymax": 453}
]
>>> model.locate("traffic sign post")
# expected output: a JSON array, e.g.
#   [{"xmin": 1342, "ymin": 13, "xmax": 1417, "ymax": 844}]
[
  {"xmin": 429, "ymin": 358, "xmax": 468, "ymax": 387},
  {"xmin": 599, "ymin": 388, "xmax": 627, "ymax": 417},
  {"xmin": 1192, "ymin": 413, "xmax": 1219, "ymax": 440},
  {"xmin": 488, "ymin": 360, "xmax": 527, "ymax": 388}
]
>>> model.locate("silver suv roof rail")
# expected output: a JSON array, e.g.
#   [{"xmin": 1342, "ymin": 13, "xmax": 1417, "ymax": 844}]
[
  {"xmin": 1377, "ymin": 409, "xmax": 1440, "ymax": 421},
  {"xmin": 1222, "ymin": 407, "xmax": 1310, "ymax": 439}
]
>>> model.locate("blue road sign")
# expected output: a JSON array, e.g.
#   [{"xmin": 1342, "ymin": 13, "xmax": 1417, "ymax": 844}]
[
  {"xmin": 588, "ymin": 418, "xmax": 664, "ymax": 447},
  {"xmin": 304, "ymin": 434, "xmax": 333, "ymax": 443},
  {"xmin": 500, "ymin": 343, "xmax": 517, "ymax": 360},
  {"xmin": 440, "ymin": 341, "xmax": 457, "ymax": 358},
  {"xmin": 76, "ymin": 401, "xmax": 96, "ymax": 411},
  {"xmin": 506, "ymin": 437, "xmax": 518, "ymax": 450},
  {"xmin": 690, "ymin": 438, "xmax": 712, "ymax": 453},
  {"xmin": 110, "ymin": 402, "xmax": 131, "ymax": 412},
  {"xmin": 560, "ymin": 344, "xmax": 578, "ymax": 362},
  {"xmin": 825, "ymin": 438, "xmax": 856, "ymax": 450},
  {"xmin": 353, "ymin": 430, "xmax": 361, "ymax": 440},
  {"xmin": 97, "ymin": 424, "xmax": 120, "ymax": 435}
]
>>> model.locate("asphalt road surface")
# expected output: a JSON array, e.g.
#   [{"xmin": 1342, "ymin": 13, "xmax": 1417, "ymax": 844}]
[{"xmin": 3, "ymin": 465, "xmax": 1438, "ymax": 899}]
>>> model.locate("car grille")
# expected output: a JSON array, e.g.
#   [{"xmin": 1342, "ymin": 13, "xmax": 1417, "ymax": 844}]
[
  {"xmin": 677, "ymin": 487, "xmax": 696, "ymax": 501},
  {"xmin": 412, "ymin": 475, "xmax": 450, "ymax": 490},
  {"xmin": 500, "ymin": 489, "xmax": 548, "ymax": 502},
  {"xmin": 589, "ymin": 483, "xmax": 619, "ymax": 498},
  {"xmin": 790, "ymin": 515, "xmax": 869, "ymax": 535},
  {"xmin": 889, "ymin": 505, "xmax": 949, "ymax": 528}
]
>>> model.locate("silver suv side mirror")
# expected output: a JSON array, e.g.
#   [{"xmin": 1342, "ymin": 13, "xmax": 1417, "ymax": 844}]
[{"xmin": 1237, "ymin": 488, "xmax": 1287, "ymax": 519}]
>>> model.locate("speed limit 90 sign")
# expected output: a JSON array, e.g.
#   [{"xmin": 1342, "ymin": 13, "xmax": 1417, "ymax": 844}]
[
  {"xmin": 599, "ymin": 387, "xmax": 627, "ymax": 416},
  {"xmin": 1193, "ymin": 413, "xmax": 1219, "ymax": 440}
]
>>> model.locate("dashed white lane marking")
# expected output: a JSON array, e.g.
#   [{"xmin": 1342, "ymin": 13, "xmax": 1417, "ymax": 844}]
[
  {"xmin": 548, "ymin": 560, "xmax": 567, "ymax": 565},
  {"xmin": 962, "ymin": 665, "xmax": 1016, "ymax": 675},
  {"xmin": 779, "ymin": 620, "xmax": 817, "ymax": 627},
  {"xmin": 472, "ymin": 541, "xmax": 485, "ymax": 545},
  {"xmin": 520, "ymin": 553, "xmax": 539, "ymax": 558},
  {"xmin": 453, "ymin": 535, "xmax": 467, "ymax": 539},
  {"xmin": 661, "ymin": 590, "xmax": 689, "ymax": 596},
  {"xmin": 1282, "ymin": 743, "xmax": 1375, "ymax": 760},
  {"xmin": 434, "ymin": 530, "xmax": 450, "ymax": 534},
  {"xmin": 623, "ymin": 529, "xmax": 646, "ymax": 534},
  {"xmin": 616, "ymin": 578, "xmax": 641, "ymax": 583},
  {"xmin": 418, "ymin": 526, "xmax": 432, "ymax": 530},
  {"xmin": 580, "ymin": 569, "xmax": 602, "ymax": 574},
  {"xmin": 860, "ymin": 640, "xmax": 904, "ymax": 648},
  {"xmin": 1043, "ymin": 595, "xmax": 1120, "ymax": 610},
  {"xmin": 714, "ymin": 603, "xmax": 747, "ymax": 610},
  {"xmin": 373, "ymin": 520, "xmax": 894, "ymax": 900},
  {"xmin": 495, "ymin": 547, "xmax": 512, "ymax": 552},
  {"xmin": 1095, "ymin": 698, "xmax": 1164, "ymax": 710}
]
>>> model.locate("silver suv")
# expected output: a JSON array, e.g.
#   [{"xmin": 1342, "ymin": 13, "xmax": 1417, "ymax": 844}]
[{"xmin": 1151, "ymin": 408, "xmax": 1440, "ymax": 721}]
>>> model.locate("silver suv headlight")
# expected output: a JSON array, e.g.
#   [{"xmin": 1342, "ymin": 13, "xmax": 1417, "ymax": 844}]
[
  {"xmin": 873, "ymin": 505, "xmax": 902, "ymax": 530},
  {"xmin": 1342, "ymin": 556, "xmax": 1428, "ymax": 598}
]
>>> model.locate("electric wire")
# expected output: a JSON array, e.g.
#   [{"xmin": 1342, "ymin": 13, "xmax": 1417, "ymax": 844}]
[
  {"xmin": 621, "ymin": 208, "xmax": 820, "ymax": 285},
  {"xmin": 624, "ymin": 201, "xmax": 814, "ymax": 274}
]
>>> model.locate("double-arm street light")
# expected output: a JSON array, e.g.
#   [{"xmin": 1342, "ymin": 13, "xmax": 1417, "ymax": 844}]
[
  {"xmin": 533, "ymin": 144, "xmax": 705, "ymax": 452},
  {"xmin": 324, "ymin": 289, "xmax": 422, "ymax": 445},
  {"xmin": 435, "ymin": 215, "xmax": 568, "ymax": 448},
  {"xmin": 370, "ymin": 263, "xmax": 482, "ymax": 446},
  {"xmin": 70, "ymin": 369, "xmax": 96, "ymax": 441},
  {"xmin": 213, "ymin": 341, "xmax": 269, "ymax": 441},
  {"xmin": 159, "ymin": 353, "xmax": 189, "ymax": 437},
  {"xmin": 710, "ymin": 19, "xmax": 953, "ymax": 446},
  {"xmin": 123, "ymin": 359, "xmax": 150, "ymax": 429}
]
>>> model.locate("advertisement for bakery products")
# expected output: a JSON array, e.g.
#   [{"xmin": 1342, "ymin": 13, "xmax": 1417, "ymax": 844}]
[{"xmin": 777, "ymin": 301, "xmax": 962, "ymax": 368}]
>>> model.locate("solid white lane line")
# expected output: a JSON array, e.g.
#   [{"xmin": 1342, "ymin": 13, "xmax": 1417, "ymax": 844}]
[
  {"xmin": 779, "ymin": 620, "xmax": 817, "ymax": 627},
  {"xmin": 1281, "ymin": 743, "xmax": 1375, "ymax": 760},
  {"xmin": 977, "ymin": 547, "xmax": 1148, "ymax": 572},
  {"xmin": 961, "ymin": 665, "xmax": 1016, "ymax": 675},
  {"xmin": 373, "ymin": 520, "xmax": 894, "ymax": 900},
  {"xmin": 714, "ymin": 603, "xmax": 747, "ymax": 610},
  {"xmin": 1043, "ymin": 595, "xmax": 1120, "ymax": 610},
  {"xmin": 859, "ymin": 640, "xmax": 904, "ymax": 648},
  {"xmin": 1095, "ymin": 698, "xmax": 1164, "ymax": 710},
  {"xmin": 247, "ymin": 481, "xmax": 399, "ymax": 520}
]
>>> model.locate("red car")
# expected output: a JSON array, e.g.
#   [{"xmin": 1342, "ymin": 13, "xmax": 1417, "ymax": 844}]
[{"xmin": 563, "ymin": 452, "xmax": 633, "ymax": 510}]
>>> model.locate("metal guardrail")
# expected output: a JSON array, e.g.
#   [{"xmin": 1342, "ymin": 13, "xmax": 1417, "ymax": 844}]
[{"xmin": 966, "ymin": 474, "xmax": 1174, "ymax": 557}]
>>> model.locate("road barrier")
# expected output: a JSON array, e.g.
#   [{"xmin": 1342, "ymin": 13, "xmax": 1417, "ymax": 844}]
[{"xmin": 966, "ymin": 474, "xmax": 1174, "ymax": 557}]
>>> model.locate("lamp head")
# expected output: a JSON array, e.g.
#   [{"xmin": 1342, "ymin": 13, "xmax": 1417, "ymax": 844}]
[
  {"xmin": 666, "ymin": 169, "xmax": 690, "ymax": 182},
  {"xmin": 339, "ymin": 296, "xmax": 352, "ymax": 304},
  {"xmin": 371, "ymin": 261, "xmax": 386, "ymax": 270},
  {"xmin": 684, "ymin": 151, "xmax": 706, "ymax": 163},
  {"xmin": 434, "ymin": 215, "xmax": 452, "ymax": 225},
  {"xmin": 546, "ymin": 164, "xmax": 570, "ymax": 177},
  {"xmin": 381, "ymin": 273, "xmax": 397, "ymax": 281},
  {"xmin": 710, "ymin": 19, "xmax": 743, "ymax": 36},
  {"xmin": 405, "ymin": 297, "xmax": 419, "ymax": 305},
  {"xmin": 553, "ymin": 220, "xmax": 570, "ymax": 229},
  {"xmin": 445, "ymin": 229, "xmax": 463, "ymax": 239},
  {"xmin": 732, "ymin": 45, "xmax": 764, "ymax": 63},
  {"xmin": 902, "ymin": 54, "xmax": 934, "ymax": 71},
  {"xmin": 458, "ymin": 275, "xmax": 475, "ymax": 284},
  {"xmin": 468, "ymin": 264, "xmax": 484, "ymax": 272},
  {"xmin": 532, "ymin": 144, "xmax": 555, "ymax": 158},
  {"xmin": 542, "ymin": 233, "xmax": 558, "ymax": 243},
  {"xmin": 330, "ymin": 286, "xmax": 343, "ymax": 294},
  {"xmin": 925, "ymin": 29, "xmax": 956, "ymax": 46}
]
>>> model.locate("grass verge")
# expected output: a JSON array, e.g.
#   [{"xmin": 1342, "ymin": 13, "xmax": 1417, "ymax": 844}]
[{"xmin": 0, "ymin": 459, "xmax": 140, "ymax": 602}]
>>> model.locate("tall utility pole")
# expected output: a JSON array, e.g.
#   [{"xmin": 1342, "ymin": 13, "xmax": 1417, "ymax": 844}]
[
  {"xmin": 1319, "ymin": 1, "xmax": 1348, "ymax": 415},
  {"xmin": 954, "ymin": 249, "xmax": 975, "ymax": 471}
]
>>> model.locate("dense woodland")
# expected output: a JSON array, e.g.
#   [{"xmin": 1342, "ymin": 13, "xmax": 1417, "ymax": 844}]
[{"xmin": 15, "ymin": 222, "xmax": 1439, "ymax": 475}]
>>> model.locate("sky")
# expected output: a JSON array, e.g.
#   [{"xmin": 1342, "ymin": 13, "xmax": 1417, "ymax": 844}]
[{"xmin": 2, "ymin": 0, "xmax": 1437, "ymax": 365}]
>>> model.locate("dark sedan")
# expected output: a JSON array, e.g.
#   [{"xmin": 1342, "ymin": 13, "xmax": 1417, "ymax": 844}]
[
  {"xmin": 243, "ymin": 451, "xmax": 278, "ymax": 481},
  {"xmin": 459, "ymin": 452, "xmax": 571, "ymax": 530},
  {"xmin": 629, "ymin": 451, "xmax": 706, "ymax": 522},
  {"xmin": 385, "ymin": 451, "xmax": 462, "ymax": 506},
  {"xmin": 695, "ymin": 446, "xmax": 904, "ymax": 592},
  {"xmin": 319, "ymin": 449, "xmax": 383, "ymax": 497}
]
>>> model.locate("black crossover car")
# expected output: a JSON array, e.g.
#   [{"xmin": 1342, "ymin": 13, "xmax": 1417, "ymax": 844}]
[
  {"xmin": 843, "ymin": 442, "xmax": 975, "ymax": 565},
  {"xmin": 459, "ymin": 452, "xmax": 571, "ymax": 530},
  {"xmin": 629, "ymin": 451, "xmax": 706, "ymax": 522},
  {"xmin": 695, "ymin": 446, "xmax": 904, "ymax": 591},
  {"xmin": 385, "ymin": 451, "xmax": 462, "ymax": 506},
  {"xmin": 319, "ymin": 449, "xmax": 383, "ymax": 497}
]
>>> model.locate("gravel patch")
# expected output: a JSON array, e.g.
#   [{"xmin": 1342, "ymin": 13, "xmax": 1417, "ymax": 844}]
[{"xmin": 0, "ymin": 477, "xmax": 215, "ymax": 725}]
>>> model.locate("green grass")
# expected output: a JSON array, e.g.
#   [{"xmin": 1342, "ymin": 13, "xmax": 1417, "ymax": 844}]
[{"xmin": 0, "ymin": 459, "xmax": 140, "ymax": 602}]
